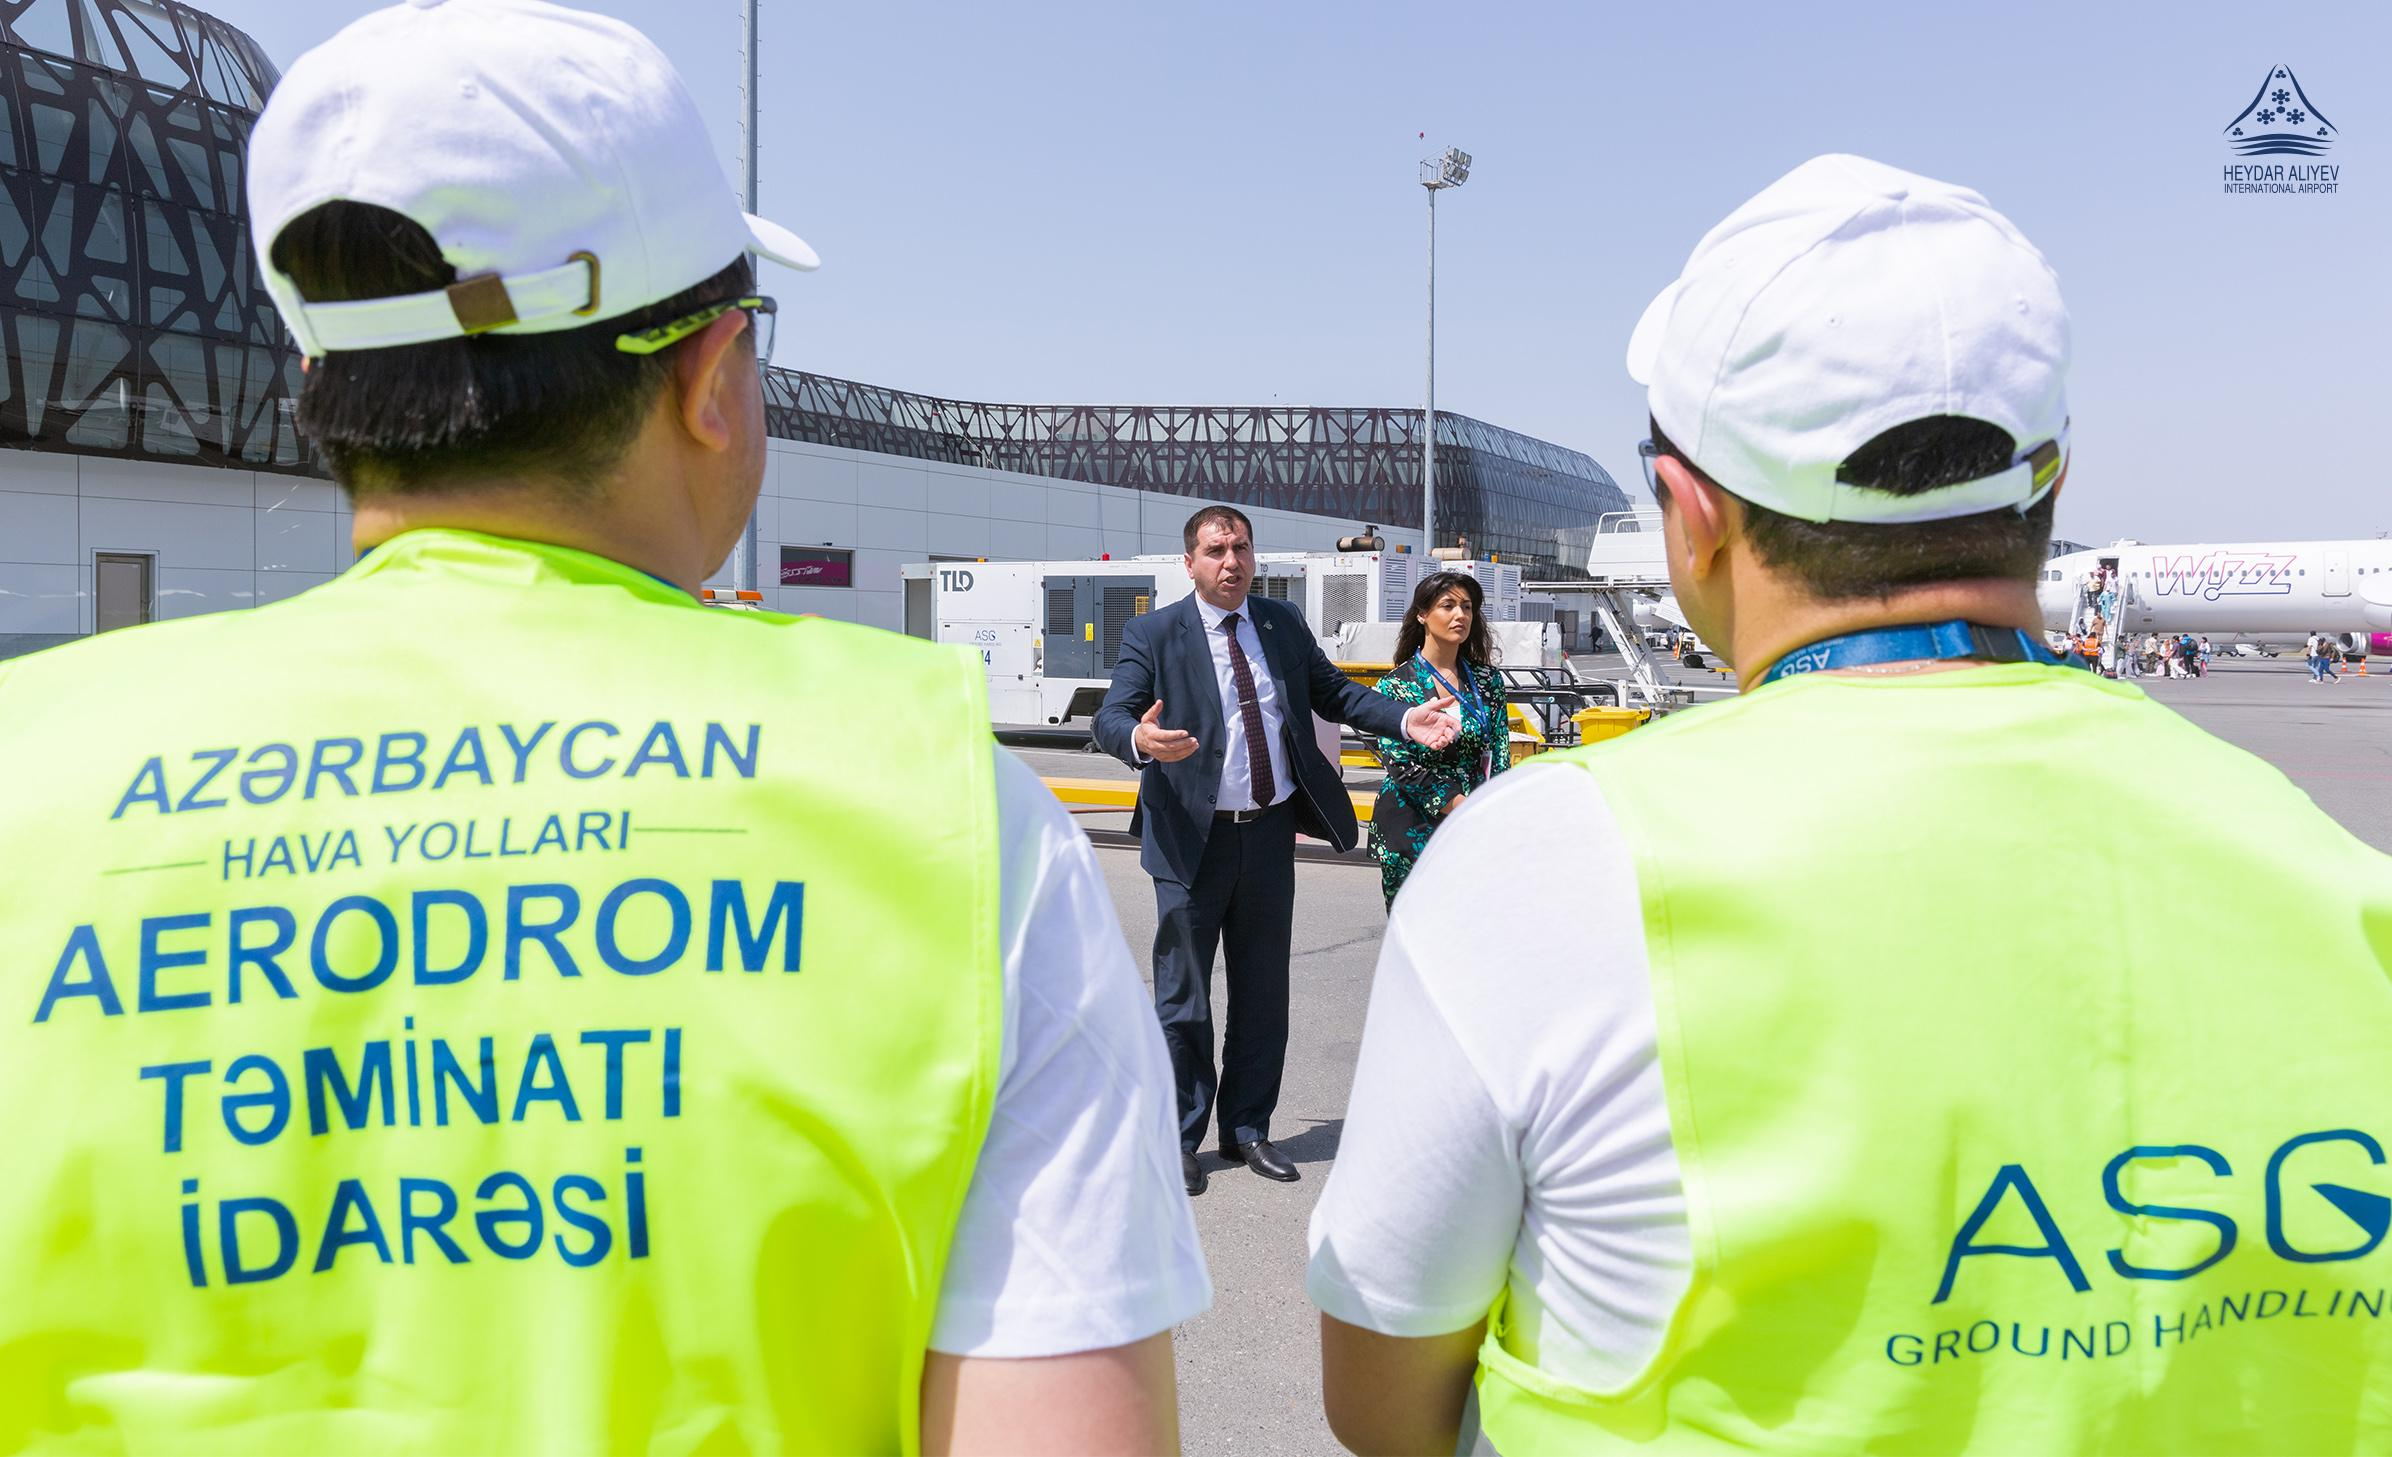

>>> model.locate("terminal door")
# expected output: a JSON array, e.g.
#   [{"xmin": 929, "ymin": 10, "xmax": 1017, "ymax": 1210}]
[{"xmin": 1043, "ymin": 575, "xmax": 1155, "ymax": 680}]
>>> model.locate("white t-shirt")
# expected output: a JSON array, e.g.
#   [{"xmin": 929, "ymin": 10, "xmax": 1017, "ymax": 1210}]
[
  {"xmin": 1305, "ymin": 762, "xmax": 1689, "ymax": 1390},
  {"xmin": 930, "ymin": 751, "xmax": 1214, "ymax": 1356}
]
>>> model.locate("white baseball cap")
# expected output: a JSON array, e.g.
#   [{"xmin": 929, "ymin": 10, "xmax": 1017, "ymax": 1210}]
[
  {"xmin": 1626, "ymin": 154, "xmax": 2070, "ymax": 525},
  {"xmin": 247, "ymin": 0, "xmax": 818, "ymax": 358}
]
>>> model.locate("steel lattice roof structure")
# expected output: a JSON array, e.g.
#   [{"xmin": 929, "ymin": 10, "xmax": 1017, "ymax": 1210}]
[{"xmin": 0, "ymin": 0, "xmax": 1624, "ymax": 574}]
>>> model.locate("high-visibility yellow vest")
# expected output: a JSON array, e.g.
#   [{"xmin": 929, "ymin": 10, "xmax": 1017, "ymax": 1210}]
[
  {"xmin": 1475, "ymin": 664, "xmax": 2392, "ymax": 1453},
  {"xmin": 0, "ymin": 529, "xmax": 1003, "ymax": 1455}
]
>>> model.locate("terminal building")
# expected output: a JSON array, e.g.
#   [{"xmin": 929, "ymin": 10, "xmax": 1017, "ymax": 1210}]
[{"xmin": 0, "ymin": 0, "xmax": 1627, "ymax": 661}]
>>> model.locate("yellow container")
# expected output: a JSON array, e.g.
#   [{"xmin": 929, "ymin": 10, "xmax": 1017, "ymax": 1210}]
[{"xmin": 1573, "ymin": 705, "xmax": 1651, "ymax": 744}]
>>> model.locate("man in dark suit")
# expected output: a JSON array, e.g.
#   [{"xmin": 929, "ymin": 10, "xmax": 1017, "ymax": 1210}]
[{"xmin": 1095, "ymin": 506, "xmax": 1457, "ymax": 1195}]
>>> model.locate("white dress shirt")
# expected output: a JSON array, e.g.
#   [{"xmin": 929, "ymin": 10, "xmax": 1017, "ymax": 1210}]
[{"xmin": 1192, "ymin": 593, "xmax": 1292, "ymax": 812}]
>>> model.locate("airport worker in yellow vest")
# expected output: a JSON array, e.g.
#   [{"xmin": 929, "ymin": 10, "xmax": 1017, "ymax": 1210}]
[
  {"xmin": 0, "ymin": 2, "xmax": 1209, "ymax": 1451},
  {"xmin": 1307, "ymin": 153, "xmax": 2392, "ymax": 1454}
]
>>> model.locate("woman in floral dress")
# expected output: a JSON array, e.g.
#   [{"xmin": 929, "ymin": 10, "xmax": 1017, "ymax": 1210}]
[{"xmin": 1367, "ymin": 570, "xmax": 1510, "ymax": 908}]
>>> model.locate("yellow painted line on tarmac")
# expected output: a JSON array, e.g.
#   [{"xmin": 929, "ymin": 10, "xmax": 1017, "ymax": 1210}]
[
  {"xmin": 1043, "ymin": 776, "xmax": 1374, "ymax": 822},
  {"xmin": 1042, "ymin": 776, "xmax": 1139, "ymax": 810}
]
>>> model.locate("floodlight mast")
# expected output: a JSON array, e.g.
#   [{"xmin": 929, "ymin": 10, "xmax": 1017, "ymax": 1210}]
[
  {"xmin": 1419, "ymin": 145, "xmax": 1470, "ymax": 556},
  {"xmin": 732, "ymin": 0, "xmax": 762, "ymax": 595}
]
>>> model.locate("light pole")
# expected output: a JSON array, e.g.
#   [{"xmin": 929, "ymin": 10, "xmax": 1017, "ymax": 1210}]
[
  {"xmin": 732, "ymin": 0, "xmax": 763, "ymax": 594},
  {"xmin": 1419, "ymin": 145, "xmax": 1470, "ymax": 557}
]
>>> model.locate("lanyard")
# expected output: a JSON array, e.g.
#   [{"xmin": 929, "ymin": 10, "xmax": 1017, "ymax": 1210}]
[
  {"xmin": 1752, "ymin": 620, "xmax": 2078, "ymax": 689},
  {"xmin": 1419, "ymin": 658, "xmax": 1483, "ymax": 719}
]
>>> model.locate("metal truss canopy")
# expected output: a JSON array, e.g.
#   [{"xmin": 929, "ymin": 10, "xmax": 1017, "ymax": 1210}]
[
  {"xmin": 765, "ymin": 373, "xmax": 1626, "ymax": 577},
  {"xmin": 0, "ymin": 0, "xmax": 1625, "ymax": 577}
]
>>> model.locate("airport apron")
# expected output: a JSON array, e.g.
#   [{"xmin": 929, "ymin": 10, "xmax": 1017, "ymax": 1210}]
[
  {"xmin": 1474, "ymin": 663, "xmax": 2392, "ymax": 1454},
  {"xmin": 0, "ymin": 529, "xmax": 1003, "ymax": 1455}
]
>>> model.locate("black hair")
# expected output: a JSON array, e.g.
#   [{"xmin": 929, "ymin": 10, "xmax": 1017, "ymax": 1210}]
[
  {"xmin": 1182, "ymin": 504, "xmax": 1254, "ymax": 553},
  {"xmin": 1650, "ymin": 414, "xmax": 2056, "ymax": 601},
  {"xmin": 1392, "ymin": 570, "xmax": 1494, "ymax": 671},
  {"xmin": 270, "ymin": 201, "xmax": 755, "ymax": 496}
]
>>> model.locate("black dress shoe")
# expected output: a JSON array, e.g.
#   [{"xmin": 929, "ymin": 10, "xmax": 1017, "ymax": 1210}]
[
  {"xmin": 1220, "ymin": 1139, "xmax": 1299, "ymax": 1182},
  {"xmin": 1182, "ymin": 1151, "xmax": 1206, "ymax": 1196}
]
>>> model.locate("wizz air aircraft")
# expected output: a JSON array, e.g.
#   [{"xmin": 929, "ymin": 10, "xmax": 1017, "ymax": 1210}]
[{"xmin": 2038, "ymin": 540, "xmax": 2392, "ymax": 656}]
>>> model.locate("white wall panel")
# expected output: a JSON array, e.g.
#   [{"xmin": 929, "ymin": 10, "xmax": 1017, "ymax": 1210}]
[
  {"xmin": 855, "ymin": 504, "xmax": 927, "ymax": 553},
  {"xmin": 1046, "ymin": 487, "xmax": 1101, "ymax": 528},
  {"xmin": 848, "ymin": 589, "xmax": 902, "ymax": 632},
  {"xmin": 988, "ymin": 478, "xmax": 1048, "ymax": 525},
  {"xmin": 153, "ymin": 566, "xmax": 257, "ymax": 620},
  {"xmin": 777, "ymin": 451, "xmax": 858, "ymax": 504},
  {"xmin": 1046, "ymin": 524, "xmax": 1102, "ymax": 560},
  {"xmin": 989, "ymin": 518, "xmax": 1045, "ymax": 560},
  {"xmin": 773, "ymin": 584, "xmax": 900, "ymax": 631},
  {"xmin": 1248, "ymin": 508, "xmax": 1317, "ymax": 550},
  {"xmin": 256, "ymin": 476, "xmax": 340, "ymax": 513},
  {"xmin": 1099, "ymin": 488, "xmax": 1142, "ymax": 537},
  {"xmin": 780, "ymin": 498, "xmax": 858, "ymax": 546},
  {"xmin": 924, "ymin": 512, "xmax": 991, "ymax": 559},
  {"xmin": 81, "ymin": 496, "xmax": 256, "ymax": 570},
  {"xmin": 923, "ymin": 466, "xmax": 992, "ymax": 518},
  {"xmin": 256, "ymin": 507, "xmax": 335, "ymax": 574},
  {"xmin": 0, "ymin": 489, "xmax": 81, "ymax": 564},
  {"xmin": 0, "ymin": 561, "xmax": 79, "ymax": 632},
  {"xmin": 850, "ymin": 548, "xmax": 909, "ymax": 594},
  {"xmin": 856, "ymin": 459, "xmax": 928, "ymax": 512},
  {"xmin": 255, "ymin": 571, "xmax": 334, "ymax": 606},
  {"xmin": 1, "ymin": 436, "xmax": 1437, "ymax": 659},
  {"xmin": 78, "ymin": 457, "xmax": 254, "ymax": 508},
  {"xmin": 0, "ymin": 451, "xmax": 77, "ymax": 495}
]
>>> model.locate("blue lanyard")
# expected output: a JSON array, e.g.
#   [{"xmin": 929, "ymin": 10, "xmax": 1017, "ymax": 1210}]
[
  {"xmin": 1753, "ymin": 620, "xmax": 2077, "ymax": 689},
  {"xmin": 1418, "ymin": 659, "xmax": 1483, "ymax": 719}
]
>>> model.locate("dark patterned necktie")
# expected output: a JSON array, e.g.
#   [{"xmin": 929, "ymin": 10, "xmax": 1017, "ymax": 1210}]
[{"xmin": 1221, "ymin": 612, "xmax": 1276, "ymax": 806}]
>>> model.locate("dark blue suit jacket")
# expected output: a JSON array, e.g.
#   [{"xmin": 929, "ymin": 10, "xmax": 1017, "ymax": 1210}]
[{"xmin": 1093, "ymin": 594, "xmax": 1409, "ymax": 885}]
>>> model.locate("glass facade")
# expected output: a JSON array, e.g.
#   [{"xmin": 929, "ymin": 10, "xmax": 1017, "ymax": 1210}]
[
  {"xmin": 0, "ymin": 0, "xmax": 303, "ymax": 468},
  {"xmin": 1, "ymin": 0, "xmax": 1626, "ymax": 577}
]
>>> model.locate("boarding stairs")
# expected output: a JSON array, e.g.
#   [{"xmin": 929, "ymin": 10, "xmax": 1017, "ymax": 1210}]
[{"xmin": 1581, "ymin": 509, "xmax": 1684, "ymax": 710}]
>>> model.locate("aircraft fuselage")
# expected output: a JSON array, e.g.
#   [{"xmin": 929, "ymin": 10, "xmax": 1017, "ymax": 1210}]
[{"xmin": 2040, "ymin": 540, "xmax": 2392, "ymax": 655}]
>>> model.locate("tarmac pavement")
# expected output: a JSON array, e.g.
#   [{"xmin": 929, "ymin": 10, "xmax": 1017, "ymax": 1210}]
[{"xmin": 1014, "ymin": 650, "xmax": 2392, "ymax": 1456}]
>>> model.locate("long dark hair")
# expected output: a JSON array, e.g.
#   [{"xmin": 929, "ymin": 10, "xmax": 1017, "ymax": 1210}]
[{"xmin": 1392, "ymin": 570, "xmax": 1493, "ymax": 673}]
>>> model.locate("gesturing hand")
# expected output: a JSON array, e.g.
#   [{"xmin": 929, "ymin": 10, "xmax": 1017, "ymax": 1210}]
[
  {"xmin": 1132, "ymin": 700, "xmax": 1200, "ymax": 763},
  {"xmin": 1403, "ymin": 693, "xmax": 1461, "ymax": 750}
]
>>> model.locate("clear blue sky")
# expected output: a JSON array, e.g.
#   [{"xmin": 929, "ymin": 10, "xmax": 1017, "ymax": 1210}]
[{"xmin": 212, "ymin": 0, "xmax": 2390, "ymax": 544}]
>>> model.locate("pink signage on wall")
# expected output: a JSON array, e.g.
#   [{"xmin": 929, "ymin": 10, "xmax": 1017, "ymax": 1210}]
[{"xmin": 780, "ymin": 550, "xmax": 851, "ymax": 588}]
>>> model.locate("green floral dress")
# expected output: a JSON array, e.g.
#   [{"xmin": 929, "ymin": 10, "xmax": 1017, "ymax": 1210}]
[{"xmin": 1366, "ymin": 655, "xmax": 1510, "ymax": 908}]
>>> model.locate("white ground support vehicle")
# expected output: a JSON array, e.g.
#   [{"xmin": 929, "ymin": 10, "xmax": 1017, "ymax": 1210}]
[{"xmin": 902, "ymin": 550, "xmax": 1528, "ymax": 726}]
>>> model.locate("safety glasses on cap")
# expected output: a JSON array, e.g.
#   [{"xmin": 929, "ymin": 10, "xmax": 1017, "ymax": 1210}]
[{"xmin": 616, "ymin": 295, "xmax": 777, "ymax": 366}]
